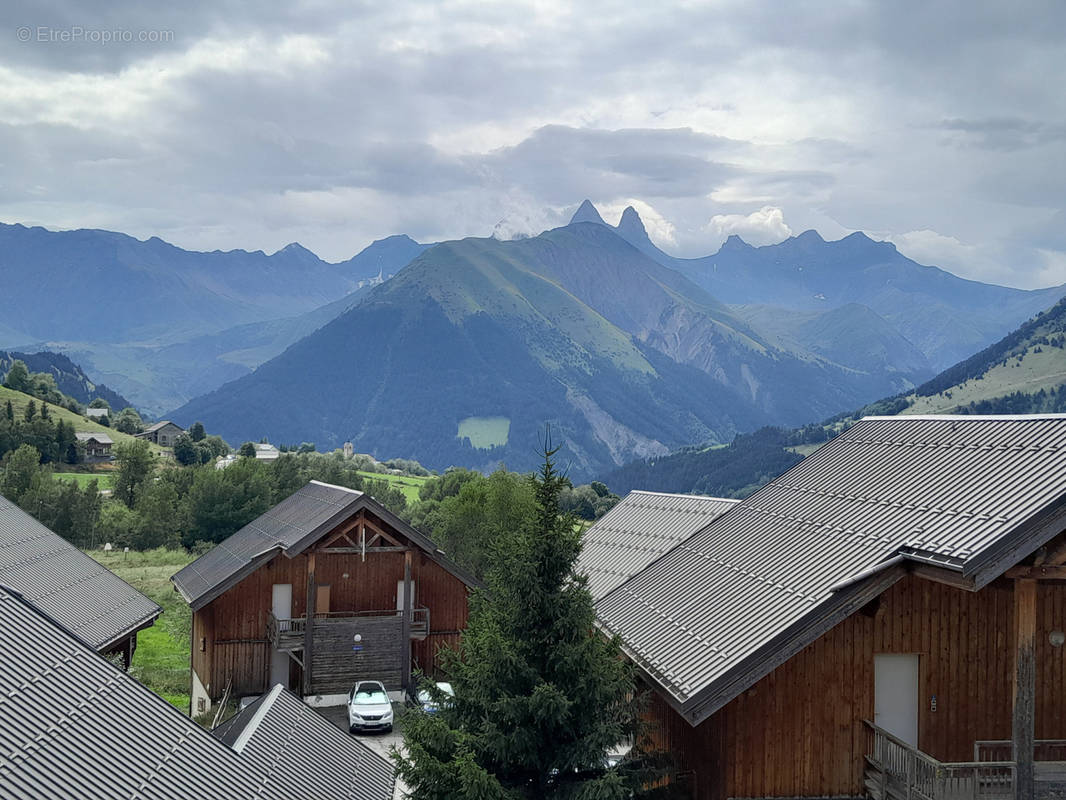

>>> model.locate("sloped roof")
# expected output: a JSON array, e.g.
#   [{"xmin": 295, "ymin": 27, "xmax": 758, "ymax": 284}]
[
  {"xmin": 0, "ymin": 588, "xmax": 396, "ymax": 800},
  {"xmin": 578, "ymin": 490, "xmax": 737, "ymax": 600},
  {"xmin": 172, "ymin": 480, "xmax": 480, "ymax": 609},
  {"xmin": 0, "ymin": 493, "xmax": 160, "ymax": 651},
  {"xmin": 213, "ymin": 685, "xmax": 395, "ymax": 800},
  {"xmin": 142, "ymin": 420, "xmax": 182, "ymax": 434},
  {"xmin": 84, "ymin": 408, "xmax": 108, "ymax": 418},
  {"xmin": 75, "ymin": 432, "xmax": 113, "ymax": 444},
  {"xmin": 596, "ymin": 415, "xmax": 1066, "ymax": 725}
]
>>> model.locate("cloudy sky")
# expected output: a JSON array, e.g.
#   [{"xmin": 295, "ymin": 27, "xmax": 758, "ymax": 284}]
[{"xmin": 1, "ymin": 0, "xmax": 1064, "ymax": 287}]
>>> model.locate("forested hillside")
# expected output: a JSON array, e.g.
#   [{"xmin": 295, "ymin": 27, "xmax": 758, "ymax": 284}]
[{"xmin": 604, "ymin": 297, "xmax": 1066, "ymax": 496}]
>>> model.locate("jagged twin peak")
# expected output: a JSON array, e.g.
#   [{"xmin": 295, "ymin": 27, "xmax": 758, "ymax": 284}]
[{"xmin": 569, "ymin": 199, "xmax": 654, "ymax": 251}]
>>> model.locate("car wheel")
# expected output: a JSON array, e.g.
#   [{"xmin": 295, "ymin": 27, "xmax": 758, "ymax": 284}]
[
  {"xmin": 385, "ymin": 724, "xmax": 393, "ymax": 734},
  {"xmin": 349, "ymin": 726, "xmax": 357, "ymax": 734}
]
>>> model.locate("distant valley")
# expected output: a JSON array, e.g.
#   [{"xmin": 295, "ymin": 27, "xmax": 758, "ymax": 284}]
[{"xmin": 2, "ymin": 203, "xmax": 1062, "ymax": 478}]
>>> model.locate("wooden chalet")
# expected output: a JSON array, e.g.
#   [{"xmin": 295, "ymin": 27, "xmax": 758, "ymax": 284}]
[
  {"xmin": 592, "ymin": 416, "xmax": 1066, "ymax": 800},
  {"xmin": 135, "ymin": 419, "xmax": 184, "ymax": 446},
  {"xmin": 172, "ymin": 480, "xmax": 479, "ymax": 713}
]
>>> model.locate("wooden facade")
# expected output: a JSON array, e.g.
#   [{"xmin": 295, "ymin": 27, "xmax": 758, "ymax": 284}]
[
  {"xmin": 190, "ymin": 507, "xmax": 471, "ymax": 709},
  {"xmin": 642, "ymin": 574, "xmax": 1066, "ymax": 799}
]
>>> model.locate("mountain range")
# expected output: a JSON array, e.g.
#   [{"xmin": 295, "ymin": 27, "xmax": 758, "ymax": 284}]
[
  {"xmin": 0, "ymin": 223, "xmax": 427, "ymax": 412},
  {"xmin": 170, "ymin": 207, "xmax": 1063, "ymax": 476},
  {"xmin": 2, "ymin": 203, "xmax": 1063, "ymax": 477}
]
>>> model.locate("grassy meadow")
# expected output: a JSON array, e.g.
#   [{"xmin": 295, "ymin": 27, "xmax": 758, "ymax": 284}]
[
  {"xmin": 54, "ymin": 471, "xmax": 115, "ymax": 490},
  {"xmin": 357, "ymin": 469, "xmax": 430, "ymax": 503},
  {"xmin": 457, "ymin": 415, "xmax": 511, "ymax": 449},
  {"xmin": 89, "ymin": 547, "xmax": 195, "ymax": 709}
]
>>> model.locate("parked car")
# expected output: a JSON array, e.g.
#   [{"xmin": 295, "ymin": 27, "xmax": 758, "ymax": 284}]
[
  {"xmin": 414, "ymin": 681, "xmax": 454, "ymax": 714},
  {"xmin": 347, "ymin": 680, "xmax": 394, "ymax": 733}
]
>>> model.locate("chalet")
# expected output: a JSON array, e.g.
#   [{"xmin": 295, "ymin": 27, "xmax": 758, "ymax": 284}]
[
  {"xmin": 594, "ymin": 416, "xmax": 1066, "ymax": 800},
  {"xmin": 0, "ymin": 492, "xmax": 160, "ymax": 666},
  {"xmin": 136, "ymin": 419, "xmax": 184, "ymax": 446},
  {"xmin": 75, "ymin": 430, "xmax": 113, "ymax": 461},
  {"xmin": 255, "ymin": 442, "xmax": 281, "ymax": 460},
  {"xmin": 84, "ymin": 407, "xmax": 109, "ymax": 420},
  {"xmin": 0, "ymin": 586, "xmax": 395, "ymax": 799},
  {"xmin": 172, "ymin": 480, "xmax": 479, "ymax": 714}
]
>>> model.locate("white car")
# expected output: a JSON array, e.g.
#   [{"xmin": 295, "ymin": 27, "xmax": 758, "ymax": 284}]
[
  {"xmin": 415, "ymin": 681, "xmax": 454, "ymax": 714},
  {"xmin": 347, "ymin": 680, "xmax": 394, "ymax": 733}
]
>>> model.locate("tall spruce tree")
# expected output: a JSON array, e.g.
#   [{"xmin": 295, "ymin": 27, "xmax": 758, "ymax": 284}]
[{"xmin": 397, "ymin": 439, "xmax": 662, "ymax": 799}]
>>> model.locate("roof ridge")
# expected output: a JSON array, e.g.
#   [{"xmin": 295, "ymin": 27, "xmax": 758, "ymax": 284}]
[
  {"xmin": 630, "ymin": 490, "xmax": 738, "ymax": 502},
  {"xmin": 231, "ymin": 684, "xmax": 284, "ymax": 754},
  {"xmin": 308, "ymin": 479, "xmax": 364, "ymax": 495}
]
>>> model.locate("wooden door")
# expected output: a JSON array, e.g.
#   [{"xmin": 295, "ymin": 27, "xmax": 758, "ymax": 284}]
[
  {"xmin": 270, "ymin": 584, "xmax": 292, "ymax": 688},
  {"xmin": 316, "ymin": 584, "xmax": 330, "ymax": 616},
  {"xmin": 875, "ymin": 653, "xmax": 919, "ymax": 747}
]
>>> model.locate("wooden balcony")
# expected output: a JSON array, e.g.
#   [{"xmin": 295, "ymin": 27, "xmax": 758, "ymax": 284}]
[{"xmin": 267, "ymin": 607, "xmax": 430, "ymax": 652}]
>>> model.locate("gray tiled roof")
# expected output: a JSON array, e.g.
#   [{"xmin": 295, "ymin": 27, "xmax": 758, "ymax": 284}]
[
  {"xmin": 75, "ymin": 432, "xmax": 113, "ymax": 444},
  {"xmin": 0, "ymin": 493, "xmax": 160, "ymax": 650},
  {"xmin": 578, "ymin": 490, "xmax": 737, "ymax": 600},
  {"xmin": 172, "ymin": 481, "xmax": 366, "ymax": 608},
  {"xmin": 596, "ymin": 415, "xmax": 1066, "ymax": 723},
  {"xmin": 0, "ymin": 588, "xmax": 396, "ymax": 800},
  {"xmin": 213, "ymin": 686, "xmax": 395, "ymax": 800}
]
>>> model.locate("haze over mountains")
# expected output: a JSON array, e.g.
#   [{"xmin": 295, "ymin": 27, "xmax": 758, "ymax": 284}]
[
  {"xmin": 171, "ymin": 204, "xmax": 1063, "ymax": 476},
  {"xmin": 0, "ymin": 222, "xmax": 427, "ymax": 411},
  {"xmin": 3, "ymin": 202, "xmax": 1063, "ymax": 477}
]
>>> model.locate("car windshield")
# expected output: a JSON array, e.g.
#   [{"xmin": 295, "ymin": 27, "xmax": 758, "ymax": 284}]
[{"xmin": 352, "ymin": 687, "xmax": 388, "ymax": 705}]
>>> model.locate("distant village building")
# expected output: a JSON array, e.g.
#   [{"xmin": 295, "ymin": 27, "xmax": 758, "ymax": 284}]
[
  {"xmin": 84, "ymin": 407, "xmax": 109, "ymax": 420},
  {"xmin": 254, "ymin": 443, "xmax": 281, "ymax": 461},
  {"xmin": 135, "ymin": 420, "xmax": 185, "ymax": 447},
  {"xmin": 343, "ymin": 441, "xmax": 353, "ymax": 459},
  {"xmin": 75, "ymin": 431, "xmax": 113, "ymax": 462}
]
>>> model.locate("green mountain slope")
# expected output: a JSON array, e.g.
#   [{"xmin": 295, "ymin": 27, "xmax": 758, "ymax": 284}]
[
  {"xmin": 603, "ymin": 296, "xmax": 1066, "ymax": 494},
  {"xmin": 171, "ymin": 223, "xmax": 936, "ymax": 477},
  {"xmin": 595, "ymin": 201, "xmax": 1065, "ymax": 371}
]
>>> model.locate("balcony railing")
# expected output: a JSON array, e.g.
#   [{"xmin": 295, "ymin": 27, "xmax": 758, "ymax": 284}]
[
  {"xmin": 974, "ymin": 739, "xmax": 1066, "ymax": 762},
  {"xmin": 864, "ymin": 721, "xmax": 1014, "ymax": 800},
  {"xmin": 267, "ymin": 607, "xmax": 429, "ymax": 651}
]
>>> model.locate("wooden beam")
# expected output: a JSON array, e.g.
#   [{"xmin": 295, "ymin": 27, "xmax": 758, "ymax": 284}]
[
  {"xmin": 319, "ymin": 546, "xmax": 408, "ymax": 554},
  {"xmin": 401, "ymin": 549, "xmax": 413, "ymax": 689},
  {"xmin": 1043, "ymin": 536, "xmax": 1066, "ymax": 566},
  {"xmin": 909, "ymin": 564, "xmax": 977, "ymax": 591},
  {"xmin": 1013, "ymin": 578, "xmax": 1036, "ymax": 800},
  {"xmin": 302, "ymin": 551, "xmax": 316, "ymax": 696},
  {"xmin": 1005, "ymin": 564, "xmax": 1066, "ymax": 580},
  {"xmin": 364, "ymin": 517, "xmax": 403, "ymax": 547},
  {"xmin": 318, "ymin": 513, "xmax": 364, "ymax": 550}
]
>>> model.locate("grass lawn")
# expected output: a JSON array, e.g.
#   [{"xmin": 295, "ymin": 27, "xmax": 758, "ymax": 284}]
[
  {"xmin": 89, "ymin": 547, "xmax": 195, "ymax": 710},
  {"xmin": 357, "ymin": 470, "xmax": 430, "ymax": 503},
  {"xmin": 54, "ymin": 471, "xmax": 114, "ymax": 490}
]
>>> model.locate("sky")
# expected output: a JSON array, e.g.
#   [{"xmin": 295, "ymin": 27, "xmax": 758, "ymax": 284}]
[{"xmin": 1, "ymin": 1, "xmax": 1064, "ymax": 288}]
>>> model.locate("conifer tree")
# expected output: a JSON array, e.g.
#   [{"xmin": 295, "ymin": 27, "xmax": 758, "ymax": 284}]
[{"xmin": 397, "ymin": 437, "xmax": 664, "ymax": 799}]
